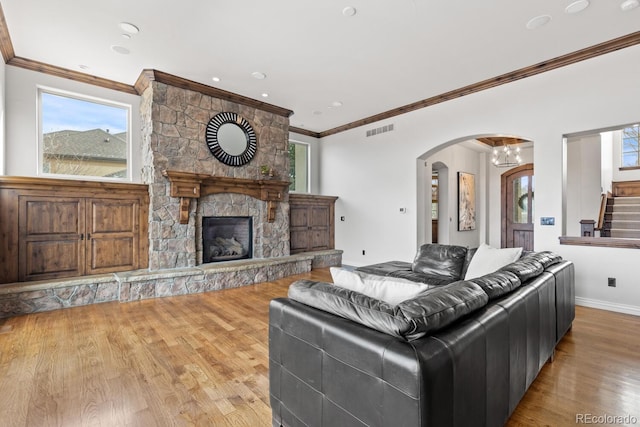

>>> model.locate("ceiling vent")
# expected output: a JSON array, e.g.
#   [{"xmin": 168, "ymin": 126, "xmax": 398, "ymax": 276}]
[{"xmin": 366, "ymin": 123, "xmax": 394, "ymax": 137}]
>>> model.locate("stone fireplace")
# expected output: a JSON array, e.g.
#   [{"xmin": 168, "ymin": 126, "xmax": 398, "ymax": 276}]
[{"xmin": 138, "ymin": 70, "xmax": 294, "ymax": 270}]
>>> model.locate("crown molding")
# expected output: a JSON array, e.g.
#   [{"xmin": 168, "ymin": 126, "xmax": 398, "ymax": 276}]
[
  {"xmin": 135, "ymin": 69, "xmax": 294, "ymax": 118},
  {"xmin": 317, "ymin": 30, "xmax": 640, "ymax": 138},
  {"xmin": 0, "ymin": 3, "xmax": 14, "ymax": 62},
  {"xmin": 289, "ymin": 126, "xmax": 321, "ymax": 138},
  {"xmin": 7, "ymin": 56, "xmax": 138, "ymax": 94}
]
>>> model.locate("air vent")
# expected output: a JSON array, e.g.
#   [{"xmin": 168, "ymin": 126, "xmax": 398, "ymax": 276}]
[{"xmin": 366, "ymin": 123, "xmax": 394, "ymax": 137}]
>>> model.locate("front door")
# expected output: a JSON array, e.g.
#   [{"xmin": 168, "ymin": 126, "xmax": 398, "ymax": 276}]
[{"xmin": 502, "ymin": 164, "xmax": 534, "ymax": 251}]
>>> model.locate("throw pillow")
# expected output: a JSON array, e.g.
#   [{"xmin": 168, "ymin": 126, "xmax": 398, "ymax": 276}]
[
  {"xmin": 463, "ymin": 243, "xmax": 523, "ymax": 280},
  {"xmin": 330, "ymin": 267, "xmax": 430, "ymax": 305}
]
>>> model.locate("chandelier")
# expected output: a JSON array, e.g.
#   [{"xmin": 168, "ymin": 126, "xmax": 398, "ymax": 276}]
[{"xmin": 492, "ymin": 145, "xmax": 522, "ymax": 168}]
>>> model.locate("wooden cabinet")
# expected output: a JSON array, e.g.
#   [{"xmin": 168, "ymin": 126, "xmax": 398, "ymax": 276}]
[
  {"xmin": 289, "ymin": 194, "xmax": 338, "ymax": 254},
  {"xmin": 0, "ymin": 177, "xmax": 149, "ymax": 284}
]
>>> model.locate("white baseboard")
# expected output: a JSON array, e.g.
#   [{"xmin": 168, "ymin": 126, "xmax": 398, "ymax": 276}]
[{"xmin": 575, "ymin": 297, "xmax": 640, "ymax": 317}]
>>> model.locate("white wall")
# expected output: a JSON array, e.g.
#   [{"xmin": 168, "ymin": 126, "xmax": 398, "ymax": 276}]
[
  {"xmin": 320, "ymin": 45, "xmax": 640, "ymax": 315},
  {"xmin": 601, "ymin": 132, "xmax": 613, "ymax": 194},
  {"xmin": 4, "ymin": 66, "xmax": 142, "ymax": 182},
  {"xmin": 566, "ymin": 135, "xmax": 602, "ymax": 236}
]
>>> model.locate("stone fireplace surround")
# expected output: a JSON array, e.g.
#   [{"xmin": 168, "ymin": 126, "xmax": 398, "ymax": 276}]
[{"xmin": 0, "ymin": 70, "xmax": 342, "ymax": 318}]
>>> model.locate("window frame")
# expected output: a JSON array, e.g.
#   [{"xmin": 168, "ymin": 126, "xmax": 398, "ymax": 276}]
[
  {"xmin": 621, "ymin": 125, "xmax": 640, "ymax": 169},
  {"xmin": 288, "ymin": 139, "xmax": 310, "ymax": 193},
  {"xmin": 37, "ymin": 86, "xmax": 133, "ymax": 182}
]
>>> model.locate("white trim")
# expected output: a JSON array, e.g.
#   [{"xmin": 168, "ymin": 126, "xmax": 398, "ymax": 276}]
[{"xmin": 575, "ymin": 296, "xmax": 640, "ymax": 317}]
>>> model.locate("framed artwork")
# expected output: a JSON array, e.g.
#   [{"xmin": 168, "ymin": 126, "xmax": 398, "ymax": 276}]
[{"xmin": 458, "ymin": 172, "xmax": 476, "ymax": 231}]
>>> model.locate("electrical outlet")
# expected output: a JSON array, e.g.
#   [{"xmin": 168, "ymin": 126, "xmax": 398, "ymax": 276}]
[
  {"xmin": 340, "ymin": 216, "xmax": 345, "ymax": 221},
  {"xmin": 608, "ymin": 277, "xmax": 616, "ymax": 287}
]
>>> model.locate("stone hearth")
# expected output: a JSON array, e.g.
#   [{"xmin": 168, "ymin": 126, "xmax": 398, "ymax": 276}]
[{"xmin": 0, "ymin": 250, "xmax": 342, "ymax": 318}]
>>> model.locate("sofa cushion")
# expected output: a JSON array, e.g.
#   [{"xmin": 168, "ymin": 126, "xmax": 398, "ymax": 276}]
[
  {"xmin": 464, "ymin": 243, "xmax": 523, "ymax": 280},
  {"xmin": 460, "ymin": 247, "xmax": 478, "ymax": 279},
  {"xmin": 330, "ymin": 267, "xmax": 432, "ymax": 305},
  {"xmin": 499, "ymin": 256, "xmax": 544, "ymax": 282},
  {"xmin": 356, "ymin": 261, "xmax": 457, "ymax": 286},
  {"xmin": 287, "ymin": 279, "xmax": 488, "ymax": 341},
  {"xmin": 468, "ymin": 271, "xmax": 521, "ymax": 300},
  {"xmin": 411, "ymin": 244, "xmax": 468, "ymax": 280},
  {"xmin": 524, "ymin": 251, "xmax": 562, "ymax": 269}
]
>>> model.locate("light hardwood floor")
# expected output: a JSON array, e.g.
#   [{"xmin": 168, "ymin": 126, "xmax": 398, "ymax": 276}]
[{"xmin": 1, "ymin": 268, "xmax": 639, "ymax": 426}]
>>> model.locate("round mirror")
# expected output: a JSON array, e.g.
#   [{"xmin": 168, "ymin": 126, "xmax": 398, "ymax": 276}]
[
  {"xmin": 217, "ymin": 123, "xmax": 248, "ymax": 155},
  {"xmin": 206, "ymin": 112, "xmax": 257, "ymax": 166}
]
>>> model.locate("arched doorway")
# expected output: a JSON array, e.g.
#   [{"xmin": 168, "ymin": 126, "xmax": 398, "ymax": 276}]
[
  {"xmin": 502, "ymin": 163, "xmax": 534, "ymax": 250},
  {"xmin": 417, "ymin": 134, "xmax": 534, "ymax": 250}
]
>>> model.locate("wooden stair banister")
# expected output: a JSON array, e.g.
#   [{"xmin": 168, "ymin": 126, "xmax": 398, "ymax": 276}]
[{"xmin": 596, "ymin": 191, "xmax": 611, "ymax": 231}]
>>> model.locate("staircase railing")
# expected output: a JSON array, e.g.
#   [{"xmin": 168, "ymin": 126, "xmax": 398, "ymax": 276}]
[{"xmin": 596, "ymin": 192, "xmax": 611, "ymax": 231}]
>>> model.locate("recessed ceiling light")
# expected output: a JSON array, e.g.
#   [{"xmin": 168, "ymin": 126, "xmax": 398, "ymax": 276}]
[
  {"xmin": 251, "ymin": 71, "xmax": 267, "ymax": 80},
  {"xmin": 330, "ymin": 101, "xmax": 343, "ymax": 108},
  {"xmin": 261, "ymin": 93, "xmax": 269, "ymax": 98},
  {"xmin": 526, "ymin": 15, "xmax": 552, "ymax": 30},
  {"xmin": 110, "ymin": 45, "xmax": 130, "ymax": 55},
  {"xmin": 79, "ymin": 64, "xmax": 90, "ymax": 70},
  {"xmin": 565, "ymin": 0, "xmax": 589, "ymax": 14},
  {"xmin": 212, "ymin": 76, "xmax": 221, "ymax": 82},
  {"xmin": 620, "ymin": 0, "xmax": 639, "ymax": 11},
  {"xmin": 342, "ymin": 6, "xmax": 357, "ymax": 17},
  {"xmin": 121, "ymin": 33, "xmax": 132, "ymax": 40},
  {"xmin": 119, "ymin": 22, "xmax": 140, "ymax": 34}
]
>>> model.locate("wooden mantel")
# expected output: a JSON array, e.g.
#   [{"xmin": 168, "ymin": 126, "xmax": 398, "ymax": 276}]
[{"xmin": 162, "ymin": 170, "xmax": 290, "ymax": 224}]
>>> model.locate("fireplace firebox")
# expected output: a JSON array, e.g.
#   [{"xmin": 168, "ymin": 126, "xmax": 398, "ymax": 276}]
[{"xmin": 202, "ymin": 216, "xmax": 253, "ymax": 263}]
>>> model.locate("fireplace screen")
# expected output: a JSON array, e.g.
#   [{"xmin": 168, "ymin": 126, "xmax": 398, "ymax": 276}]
[{"xmin": 202, "ymin": 216, "xmax": 253, "ymax": 263}]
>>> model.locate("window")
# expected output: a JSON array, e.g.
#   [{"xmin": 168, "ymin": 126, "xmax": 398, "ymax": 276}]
[
  {"xmin": 39, "ymin": 88, "xmax": 131, "ymax": 180},
  {"xmin": 431, "ymin": 172, "xmax": 438, "ymax": 219},
  {"xmin": 289, "ymin": 141, "xmax": 309, "ymax": 192},
  {"xmin": 621, "ymin": 125, "xmax": 640, "ymax": 167}
]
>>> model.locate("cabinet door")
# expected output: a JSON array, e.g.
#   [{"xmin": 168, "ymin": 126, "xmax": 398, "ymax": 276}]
[
  {"xmin": 19, "ymin": 196, "xmax": 85, "ymax": 281},
  {"xmin": 289, "ymin": 205, "xmax": 310, "ymax": 254},
  {"xmin": 86, "ymin": 198, "xmax": 139, "ymax": 274},
  {"xmin": 309, "ymin": 205, "xmax": 331, "ymax": 250}
]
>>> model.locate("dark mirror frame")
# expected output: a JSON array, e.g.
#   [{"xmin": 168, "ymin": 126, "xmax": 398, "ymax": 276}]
[{"xmin": 206, "ymin": 112, "xmax": 257, "ymax": 166}]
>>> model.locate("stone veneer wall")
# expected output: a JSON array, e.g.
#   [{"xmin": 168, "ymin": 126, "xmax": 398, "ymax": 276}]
[{"xmin": 140, "ymin": 81, "xmax": 291, "ymax": 270}]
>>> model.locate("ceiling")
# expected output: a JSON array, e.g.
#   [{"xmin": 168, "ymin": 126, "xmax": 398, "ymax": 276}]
[{"xmin": 2, "ymin": 0, "xmax": 639, "ymax": 135}]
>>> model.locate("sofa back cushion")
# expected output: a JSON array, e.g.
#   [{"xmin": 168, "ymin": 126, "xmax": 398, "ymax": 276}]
[
  {"xmin": 411, "ymin": 244, "xmax": 468, "ymax": 279},
  {"xmin": 288, "ymin": 279, "xmax": 488, "ymax": 341},
  {"xmin": 468, "ymin": 271, "xmax": 521, "ymax": 300}
]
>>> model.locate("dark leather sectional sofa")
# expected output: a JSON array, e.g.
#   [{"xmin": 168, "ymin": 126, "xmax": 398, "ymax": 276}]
[{"xmin": 269, "ymin": 244, "xmax": 575, "ymax": 427}]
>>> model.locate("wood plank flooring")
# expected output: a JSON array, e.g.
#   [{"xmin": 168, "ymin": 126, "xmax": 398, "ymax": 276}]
[{"xmin": 0, "ymin": 268, "xmax": 639, "ymax": 426}]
